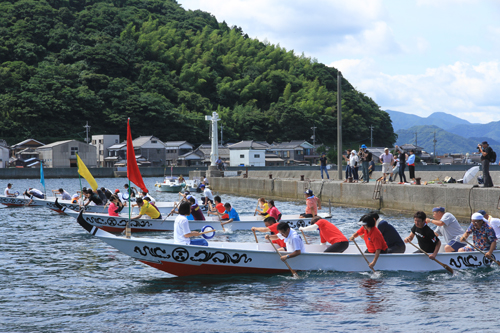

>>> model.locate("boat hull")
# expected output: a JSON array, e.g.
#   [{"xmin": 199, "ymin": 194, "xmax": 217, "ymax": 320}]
[
  {"xmin": 75, "ymin": 212, "xmax": 500, "ymax": 277},
  {"xmin": 66, "ymin": 210, "xmax": 332, "ymax": 232}
]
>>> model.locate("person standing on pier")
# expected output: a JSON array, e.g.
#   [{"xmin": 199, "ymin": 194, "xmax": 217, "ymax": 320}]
[
  {"xmin": 343, "ymin": 149, "xmax": 352, "ymax": 182},
  {"xmin": 319, "ymin": 152, "xmax": 330, "ymax": 180},
  {"xmin": 395, "ymin": 145, "xmax": 407, "ymax": 184},
  {"xmin": 379, "ymin": 148, "xmax": 394, "ymax": 183},
  {"xmin": 300, "ymin": 190, "xmax": 321, "ymax": 218},
  {"xmin": 478, "ymin": 141, "xmax": 494, "ymax": 188},
  {"xmin": 407, "ymin": 150, "xmax": 416, "ymax": 183},
  {"xmin": 359, "ymin": 144, "xmax": 372, "ymax": 183}
]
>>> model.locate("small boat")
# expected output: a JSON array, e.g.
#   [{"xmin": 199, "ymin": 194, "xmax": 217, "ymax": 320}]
[
  {"xmin": 64, "ymin": 209, "xmax": 332, "ymax": 232},
  {"xmin": 154, "ymin": 177, "xmax": 185, "ymax": 192},
  {"xmin": 53, "ymin": 199, "xmax": 176, "ymax": 215},
  {"xmin": 75, "ymin": 212, "xmax": 499, "ymax": 277},
  {"xmin": 184, "ymin": 178, "xmax": 201, "ymax": 192},
  {"xmin": 0, "ymin": 194, "xmax": 61, "ymax": 208}
]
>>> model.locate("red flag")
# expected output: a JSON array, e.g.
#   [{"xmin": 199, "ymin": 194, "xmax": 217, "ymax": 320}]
[{"xmin": 127, "ymin": 118, "xmax": 148, "ymax": 193}]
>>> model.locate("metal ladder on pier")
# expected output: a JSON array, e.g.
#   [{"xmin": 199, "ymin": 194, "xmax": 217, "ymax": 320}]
[{"xmin": 373, "ymin": 177, "xmax": 383, "ymax": 200}]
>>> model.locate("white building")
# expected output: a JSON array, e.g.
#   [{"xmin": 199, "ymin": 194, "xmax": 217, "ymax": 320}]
[
  {"xmin": 0, "ymin": 140, "xmax": 9, "ymax": 168},
  {"xmin": 92, "ymin": 135, "xmax": 120, "ymax": 167},
  {"xmin": 228, "ymin": 141, "xmax": 267, "ymax": 167},
  {"xmin": 36, "ymin": 140, "xmax": 97, "ymax": 168}
]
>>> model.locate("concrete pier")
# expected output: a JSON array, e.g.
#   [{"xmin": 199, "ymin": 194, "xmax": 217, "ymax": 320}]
[{"xmin": 209, "ymin": 176, "xmax": 500, "ymax": 221}]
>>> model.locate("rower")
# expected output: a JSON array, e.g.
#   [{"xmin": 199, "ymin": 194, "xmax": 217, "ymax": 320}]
[
  {"xmin": 178, "ymin": 174, "xmax": 185, "ymax": 183},
  {"xmin": 252, "ymin": 216, "xmax": 286, "ymax": 250},
  {"xmin": 265, "ymin": 222, "xmax": 306, "ymax": 262},
  {"xmin": 207, "ymin": 196, "xmax": 229, "ymax": 220},
  {"xmin": 200, "ymin": 184, "xmax": 214, "ymax": 207},
  {"xmin": 426, "ymin": 207, "xmax": 465, "ymax": 252},
  {"xmin": 25, "ymin": 187, "xmax": 45, "ymax": 205},
  {"xmin": 107, "ymin": 195, "xmax": 124, "ymax": 217},
  {"xmin": 349, "ymin": 215, "xmax": 388, "ymax": 269},
  {"xmin": 132, "ymin": 197, "xmax": 161, "ymax": 220},
  {"xmin": 100, "ymin": 187, "xmax": 113, "ymax": 201},
  {"xmin": 266, "ymin": 200, "xmax": 282, "ymax": 222},
  {"xmin": 299, "ymin": 216, "xmax": 349, "ymax": 253},
  {"xmin": 221, "ymin": 203, "xmax": 240, "ymax": 222},
  {"xmin": 124, "ymin": 184, "xmax": 137, "ymax": 198},
  {"xmin": 370, "ymin": 212, "xmax": 406, "ymax": 253},
  {"xmin": 58, "ymin": 188, "xmax": 71, "ymax": 200},
  {"xmin": 71, "ymin": 194, "xmax": 79, "ymax": 204},
  {"xmin": 404, "ymin": 211, "xmax": 441, "ymax": 260},
  {"xmin": 174, "ymin": 202, "xmax": 207, "ymax": 246},
  {"xmin": 179, "ymin": 191, "xmax": 199, "ymax": 206},
  {"xmin": 255, "ymin": 198, "xmax": 270, "ymax": 217},
  {"xmin": 188, "ymin": 197, "xmax": 205, "ymax": 220},
  {"xmin": 478, "ymin": 210, "xmax": 500, "ymax": 240},
  {"xmin": 4, "ymin": 183, "xmax": 16, "ymax": 197},
  {"xmin": 140, "ymin": 190, "xmax": 156, "ymax": 204},
  {"xmin": 458, "ymin": 213, "xmax": 497, "ymax": 259},
  {"xmin": 81, "ymin": 189, "xmax": 103, "ymax": 207},
  {"xmin": 300, "ymin": 189, "xmax": 321, "ymax": 218}
]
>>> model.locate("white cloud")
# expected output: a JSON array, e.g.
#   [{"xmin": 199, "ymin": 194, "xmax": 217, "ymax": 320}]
[
  {"xmin": 416, "ymin": 0, "xmax": 479, "ymax": 6},
  {"xmin": 330, "ymin": 59, "xmax": 500, "ymax": 123}
]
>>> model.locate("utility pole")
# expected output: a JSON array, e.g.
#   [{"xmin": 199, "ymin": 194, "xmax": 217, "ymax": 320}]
[
  {"xmin": 414, "ymin": 131, "xmax": 418, "ymax": 146},
  {"xmin": 337, "ymin": 71, "xmax": 343, "ymax": 180},
  {"xmin": 220, "ymin": 124, "xmax": 223, "ymax": 145},
  {"xmin": 369, "ymin": 125, "xmax": 374, "ymax": 147},
  {"xmin": 311, "ymin": 126, "xmax": 317, "ymax": 147},
  {"xmin": 84, "ymin": 121, "xmax": 91, "ymax": 144},
  {"xmin": 433, "ymin": 130, "xmax": 437, "ymax": 162}
]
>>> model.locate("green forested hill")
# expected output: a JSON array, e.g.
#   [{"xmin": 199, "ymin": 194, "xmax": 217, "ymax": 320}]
[{"xmin": 0, "ymin": 0, "xmax": 396, "ymax": 148}]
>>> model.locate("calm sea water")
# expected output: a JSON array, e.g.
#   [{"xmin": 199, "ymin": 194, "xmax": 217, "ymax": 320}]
[{"xmin": 1, "ymin": 177, "xmax": 500, "ymax": 332}]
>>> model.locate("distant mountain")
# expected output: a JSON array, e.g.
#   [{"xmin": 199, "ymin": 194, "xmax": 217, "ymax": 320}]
[
  {"xmin": 395, "ymin": 125, "xmax": 500, "ymax": 155},
  {"xmin": 448, "ymin": 121, "xmax": 500, "ymax": 143},
  {"xmin": 387, "ymin": 110, "xmax": 471, "ymax": 131}
]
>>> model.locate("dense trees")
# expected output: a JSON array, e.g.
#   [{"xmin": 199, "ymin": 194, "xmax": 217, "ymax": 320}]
[{"xmin": 0, "ymin": 0, "xmax": 396, "ymax": 149}]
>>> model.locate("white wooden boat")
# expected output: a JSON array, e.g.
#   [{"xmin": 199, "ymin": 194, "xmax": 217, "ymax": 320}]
[
  {"xmin": 184, "ymin": 178, "xmax": 201, "ymax": 192},
  {"xmin": 64, "ymin": 208, "xmax": 332, "ymax": 232},
  {"xmin": 0, "ymin": 194, "xmax": 61, "ymax": 208},
  {"xmin": 53, "ymin": 199, "xmax": 176, "ymax": 215},
  {"xmin": 154, "ymin": 177, "xmax": 185, "ymax": 192},
  {"xmin": 75, "ymin": 212, "xmax": 500, "ymax": 277}
]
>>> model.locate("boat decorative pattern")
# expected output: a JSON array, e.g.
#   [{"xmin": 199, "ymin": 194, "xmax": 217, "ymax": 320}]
[
  {"xmin": 283, "ymin": 219, "xmax": 307, "ymax": 228},
  {"xmin": 0, "ymin": 197, "xmax": 27, "ymax": 205},
  {"xmin": 134, "ymin": 246, "xmax": 171, "ymax": 259},
  {"xmin": 448, "ymin": 254, "xmax": 495, "ymax": 268},
  {"xmin": 190, "ymin": 250, "xmax": 253, "ymax": 264},
  {"xmin": 85, "ymin": 216, "xmax": 153, "ymax": 228},
  {"xmin": 59, "ymin": 203, "xmax": 81, "ymax": 211}
]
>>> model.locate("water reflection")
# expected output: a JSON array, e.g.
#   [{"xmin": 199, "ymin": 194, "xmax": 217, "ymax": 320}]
[{"xmin": 359, "ymin": 278, "xmax": 386, "ymax": 314}]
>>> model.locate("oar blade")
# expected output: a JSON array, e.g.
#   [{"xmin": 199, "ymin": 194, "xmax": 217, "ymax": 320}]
[{"xmin": 444, "ymin": 265, "xmax": 454, "ymax": 274}]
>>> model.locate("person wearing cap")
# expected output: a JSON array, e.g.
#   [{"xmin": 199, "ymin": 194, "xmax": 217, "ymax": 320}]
[
  {"xmin": 379, "ymin": 148, "xmax": 394, "ymax": 183},
  {"xmin": 359, "ymin": 144, "xmax": 372, "ymax": 183},
  {"xmin": 319, "ymin": 152, "xmax": 329, "ymax": 180},
  {"xmin": 369, "ymin": 212, "xmax": 405, "ymax": 253},
  {"xmin": 201, "ymin": 184, "xmax": 214, "ymax": 206},
  {"xmin": 300, "ymin": 189, "xmax": 321, "ymax": 218},
  {"xmin": 58, "ymin": 188, "xmax": 71, "ymax": 201},
  {"xmin": 426, "ymin": 207, "xmax": 465, "ymax": 252},
  {"xmin": 4, "ymin": 183, "xmax": 16, "ymax": 197},
  {"xmin": 265, "ymin": 222, "xmax": 306, "ymax": 261},
  {"xmin": 252, "ymin": 216, "xmax": 287, "ymax": 250},
  {"xmin": 478, "ymin": 210, "xmax": 500, "ymax": 241},
  {"xmin": 71, "ymin": 194, "xmax": 80, "ymax": 204},
  {"xmin": 132, "ymin": 197, "xmax": 161, "ymax": 219},
  {"xmin": 404, "ymin": 211, "xmax": 441, "ymax": 259},
  {"xmin": 459, "ymin": 213, "xmax": 497, "ymax": 258},
  {"xmin": 179, "ymin": 191, "xmax": 199, "ymax": 206},
  {"xmin": 349, "ymin": 150, "xmax": 359, "ymax": 182},
  {"xmin": 300, "ymin": 216, "xmax": 349, "ymax": 253},
  {"xmin": 349, "ymin": 215, "xmax": 388, "ymax": 269},
  {"xmin": 478, "ymin": 141, "xmax": 494, "ymax": 187}
]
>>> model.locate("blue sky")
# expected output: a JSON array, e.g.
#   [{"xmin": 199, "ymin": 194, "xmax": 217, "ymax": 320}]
[{"xmin": 179, "ymin": 0, "xmax": 500, "ymax": 123}]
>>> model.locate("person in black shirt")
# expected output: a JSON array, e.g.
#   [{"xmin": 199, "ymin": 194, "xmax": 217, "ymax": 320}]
[
  {"xmin": 395, "ymin": 145, "xmax": 407, "ymax": 184},
  {"xmin": 370, "ymin": 212, "xmax": 405, "ymax": 253},
  {"xmin": 319, "ymin": 152, "xmax": 329, "ymax": 180},
  {"xmin": 404, "ymin": 211, "xmax": 441, "ymax": 259},
  {"xmin": 82, "ymin": 189, "xmax": 104, "ymax": 207},
  {"xmin": 359, "ymin": 144, "xmax": 372, "ymax": 183},
  {"xmin": 478, "ymin": 141, "xmax": 493, "ymax": 187}
]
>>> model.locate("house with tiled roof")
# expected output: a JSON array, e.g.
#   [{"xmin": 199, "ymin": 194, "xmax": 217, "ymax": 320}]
[{"xmin": 228, "ymin": 141, "xmax": 267, "ymax": 166}]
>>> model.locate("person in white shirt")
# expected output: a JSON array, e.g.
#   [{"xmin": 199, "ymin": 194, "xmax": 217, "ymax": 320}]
[
  {"xmin": 478, "ymin": 210, "xmax": 500, "ymax": 244},
  {"xmin": 180, "ymin": 191, "xmax": 199, "ymax": 206},
  {"xmin": 58, "ymin": 188, "xmax": 71, "ymax": 200},
  {"xmin": 392, "ymin": 157, "xmax": 400, "ymax": 182},
  {"xmin": 140, "ymin": 190, "xmax": 156, "ymax": 204},
  {"xmin": 4, "ymin": 183, "xmax": 16, "ymax": 197},
  {"xmin": 379, "ymin": 148, "xmax": 394, "ymax": 183},
  {"xmin": 201, "ymin": 184, "xmax": 214, "ymax": 206},
  {"xmin": 173, "ymin": 202, "xmax": 207, "ymax": 246},
  {"xmin": 426, "ymin": 207, "xmax": 465, "ymax": 252},
  {"xmin": 349, "ymin": 150, "xmax": 359, "ymax": 182},
  {"xmin": 265, "ymin": 222, "xmax": 306, "ymax": 261}
]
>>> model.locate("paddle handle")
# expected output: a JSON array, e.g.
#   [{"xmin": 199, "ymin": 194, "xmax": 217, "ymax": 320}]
[
  {"xmin": 167, "ymin": 201, "xmax": 179, "ymax": 217},
  {"xmin": 198, "ymin": 229, "xmax": 215, "ymax": 236},
  {"xmin": 408, "ymin": 241, "xmax": 454, "ymax": 274},
  {"xmin": 352, "ymin": 239, "xmax": 376, "ymax": 273},
  {"xmin": 253, "ymin": 229, "xmax": 258, "ymax": 243},
  {"xmin": 254, "ymin": 202, "xmax": 259, "ymax": 216},
  {"xmin": 301, "ymin": 230, "xmax": 309, "ymax": 245},
  {"xmin": 463, "ymin": 239, "xmax": 500, "ymax": 266},
  {"xmin": 268, "ymin": 239, "xmax": 298, "ymax": 278}
]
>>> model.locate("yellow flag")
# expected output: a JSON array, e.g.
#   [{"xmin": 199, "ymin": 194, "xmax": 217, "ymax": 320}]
[{"xmin": 77, "ymin": 154, "xmax": 98, "ymax": 191}]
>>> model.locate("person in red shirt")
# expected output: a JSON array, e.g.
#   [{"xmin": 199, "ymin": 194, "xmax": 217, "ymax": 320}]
[
  {"xmin": 251, "ymin": 216, "xmax": 286, "ymax": 250},
  {"xmin": 299, "ymin": 216, "xmax": 349, "ymax": 252},
  {"xmin": 207, "ymin": 196, "xmax": 229, "ymax": 220},
  {"xmin": 349, "ymin": 214, "xmax": 388, "ymax": 269}
]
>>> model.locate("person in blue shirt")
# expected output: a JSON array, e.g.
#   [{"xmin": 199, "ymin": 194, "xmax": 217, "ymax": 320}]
[
  {"xmin": 221, "ymin": 203, "xmax": 240, "ymax": 223},
  {"xmin": 370, "ymin": 212, "xmax": 406, "ymax": 253}
]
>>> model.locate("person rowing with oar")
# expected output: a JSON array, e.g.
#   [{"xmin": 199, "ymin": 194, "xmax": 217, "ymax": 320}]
[
  {"xmin": 132, "ymin": 197, "xmax": 161, "ymax": 220},
  {"xmin": 458, "ymin": 213, "xmax": 497, "ymax": 259},
  {"xmin": 265, "ymin": 222, "xmax": 306, "ymax": 262},
  {"xmin": 251, "ymin": 216, "xmax": 286, "ymax": 249},
  {"xmin": 404, "ymin": 211, "xmax": 441, "ymax": 260},
  {"xmin": 300, "ymin": 189, "xmax": 321, "ymax": 218},
  {"xmin": 171, "ymin": 197, "xmax": 206, "ymax": 220},
  {"xmin": 207, "ymin": 196, "xmax": 229, "ymax": 220},
  {"xmin": 255, "ymin": 198, "xmax": 270, "ymax": 217},
  {"xmin": 174, "ymin": 202, "xmax": 208, "ymax": 246},
  {"xmin": 349, "ymin": 215, "xmax": 388, "ymax": 269},
  {"xmin": 214, "ymin": 203, "xmax": 240, "ymax": 225},
  {"xmin": 299, "ymin": 216, "xmax": 349, "ymax": 253}
]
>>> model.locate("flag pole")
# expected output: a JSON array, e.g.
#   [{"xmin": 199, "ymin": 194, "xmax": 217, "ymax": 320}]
[
  {"xmin": 76, "ymin": 153, "xmax": 83, "ymax": 208},
  {"xmin": 126, "ymin": 177, "xmax": 131, "ymax": 238}
]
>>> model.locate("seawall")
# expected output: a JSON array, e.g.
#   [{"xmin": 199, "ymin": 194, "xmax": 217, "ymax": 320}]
[{"xmin": 209, "ymin": 177, "xmax": 500, "ymax": 221}]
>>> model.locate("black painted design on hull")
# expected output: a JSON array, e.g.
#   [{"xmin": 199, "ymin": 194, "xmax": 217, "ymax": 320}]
[
  {"xmin": 191, "ymin": 250, "xmax": 252, "ymax": 264},
  {"xmin": 134, "ymin": 246, "xmax": 171, "ymax": 259},
  {"xmin": 85, "ymin": 216, "xmax": 153, "ymax": 228},
  {"xmin": 283, "ymin": 219, "xmax": 309, "ymax": 229}
]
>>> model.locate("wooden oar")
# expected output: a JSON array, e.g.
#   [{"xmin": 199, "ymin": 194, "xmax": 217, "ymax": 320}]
[
  {"xmin": 300, "ymin": 230, "xmax": 309, "ymax": 245},
  {"xmin": 167, "ymin": 201, "xmax": 179, "ymax": 218},
  {"xmin": 198, "ymin": 228, "xmax": 216, "ymax": 236},
  {"xmin": 352, "ymin": 239, "xmax": 376, "ymax": 273},
  {"xmin": 462, "ymin": 239, "xmax": 500, "ymax": 266},
  {"xmin": 253, "ymin": 229, "xmax": 258, "ymax": 243},
  {"xmin": 268, "ymin": 239, "xmax": 298, "ymax": 278},
  {"xmin": 408, "ymin": 241, "xmax": 454, "ymax": 274},
  {"xmin": 253, "ymin": 201, "xmax": 259, "ymax": 216}
]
